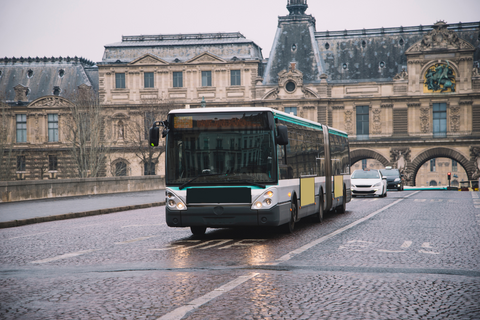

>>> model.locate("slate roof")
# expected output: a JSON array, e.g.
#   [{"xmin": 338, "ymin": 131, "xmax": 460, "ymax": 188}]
[
  {"xmin": 101, "ymin": 32, "xmax": 263, "ymax": 64},
  {"xmin": 0, "ymin": 57, "xmax": 98, "ymax": 105},
  {"xmin": 315, "ymin": 22, "xmax": 480, "ymax": 84}
]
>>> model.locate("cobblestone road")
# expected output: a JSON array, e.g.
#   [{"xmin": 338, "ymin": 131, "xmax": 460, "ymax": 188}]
[{"xmin": 1, "ymin": 191, "xmax": 479, "ymax": 319}]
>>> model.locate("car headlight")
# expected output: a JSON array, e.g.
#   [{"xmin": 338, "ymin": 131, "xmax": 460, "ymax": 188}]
[
  {"xmin": 373, "ymin": 182, "xmax": 382, "ymax": 187},
  {"xmin": 394, "ymin": 178, "xmax": 400, "ymax": 182}
]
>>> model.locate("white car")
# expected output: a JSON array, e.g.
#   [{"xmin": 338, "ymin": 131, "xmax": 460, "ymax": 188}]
[{"xmin": 351, "ymin": 169, "xmax": 387, "ymax": 197}]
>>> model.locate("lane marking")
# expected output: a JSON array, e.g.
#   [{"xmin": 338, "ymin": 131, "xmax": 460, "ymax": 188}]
[
  {"xmin": 31, "ymin": 250, "xmax": 96, "ymax": 264},
  {"xmin": 199, "ymin": 240, "xmax": 232, "ymax": 250},
  {"xmin": 419, "ymin": 249, "xmax": 440, "ymax": 255},
  {"xmin": 378, "ymin": 249, "xmax": 406, "ymax": 253},
  {"xmin": 269, "ymin": 191, "xmax": 420, "ymax": 265},
  {"xmin": 157, "ymin": 273, "xmax": 259, "ymax": 320},
  {"xmin": 115, "ymin": 236, "xmax": 157, "ymax": 244},
  {"xmin": 421, "ymin": 242, "xmax": 433, "ymax": 248},
  {"xmin": 400, "ymin": 241, "xmax": 412, "ymax": 248},
  {"xmin": 219, "ymin": 239, "xmax": 266, "ymax": 249}
]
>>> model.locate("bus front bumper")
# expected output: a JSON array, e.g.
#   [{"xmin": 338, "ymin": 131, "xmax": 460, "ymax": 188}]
[{"xmin": 166, "ymin": 202, "xmax": 290, "ymax": 228}]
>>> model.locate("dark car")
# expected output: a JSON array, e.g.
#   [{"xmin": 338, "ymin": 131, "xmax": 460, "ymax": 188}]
[{"xmin": 379, "ymin": 167, "xmax": 404, "ymax": 191}]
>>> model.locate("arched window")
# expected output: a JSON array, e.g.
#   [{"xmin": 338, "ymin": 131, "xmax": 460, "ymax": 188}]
[
  {"xmin": 451, "ymin": 179, "xmax": 459, "ymax": 187},
  {"xmin": 115, "ymin": 161, "xmax": 127, "ymax": 176},
  {"xmin": 429, "ymin": 180, "xmax": 438, "ymax": 186}
]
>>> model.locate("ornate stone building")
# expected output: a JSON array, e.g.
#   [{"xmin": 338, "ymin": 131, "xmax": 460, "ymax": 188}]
[
  {"xmin": 1, "ymin": 0, "xmax": 480, "ymax": 185},
  {"xmin": 0, "ymin": 57, "xmax": 98, "ymax": 180}
]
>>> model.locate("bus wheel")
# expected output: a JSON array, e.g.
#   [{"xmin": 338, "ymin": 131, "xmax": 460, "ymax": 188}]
[
  {"xmin": 337, "ymin": 186, "xmax": 347, "ymax": 213},
  {"xmin": 190, "ymin": 226, "xmax": 206, "ymax": 236},
  {"xmin": 282, "ymin": 201, "xmax": 297, "ymax": 233},
  {"xmin": 314, "ymin": 195, "xmax": 323, "ymax": 223}
]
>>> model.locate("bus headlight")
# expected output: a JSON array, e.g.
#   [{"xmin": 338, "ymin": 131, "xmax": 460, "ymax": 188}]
[
  {"xmin": 252, "ymin": 188, "xmax": 277, "ymax": 210},
  {"xmin": 165, "ymin": 189, "xmax": 187, "ymax": 211}
]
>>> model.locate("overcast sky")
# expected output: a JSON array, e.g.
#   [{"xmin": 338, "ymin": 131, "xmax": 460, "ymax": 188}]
[{"xmin": 1, "ymin": 0, "xmax": 478, "ymax": 63}]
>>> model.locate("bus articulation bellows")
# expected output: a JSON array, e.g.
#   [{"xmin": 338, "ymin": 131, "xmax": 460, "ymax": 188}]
[{"xmin": 149, "ymin": 107, "xmax": 351, "ymax": 235}]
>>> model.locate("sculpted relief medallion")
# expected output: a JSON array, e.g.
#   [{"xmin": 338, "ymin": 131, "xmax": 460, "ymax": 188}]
[{"xmin": 424, "ymin": 62, "xmax": 456, "ymax": 93}]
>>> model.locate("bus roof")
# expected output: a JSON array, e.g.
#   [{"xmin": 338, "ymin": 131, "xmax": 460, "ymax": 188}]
[{"xmin": 168, "ymin": 107, "xmax": 348, "ymax": 136}]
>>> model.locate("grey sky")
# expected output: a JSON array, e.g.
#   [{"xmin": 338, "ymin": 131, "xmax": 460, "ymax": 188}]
[{"xmin": 0, "ymin": 0, "xmax": 478, "ymax": 62}]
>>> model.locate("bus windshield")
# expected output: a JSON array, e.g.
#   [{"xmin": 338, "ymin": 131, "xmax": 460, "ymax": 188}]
[{"xmin": 166, "ymin": 111, "xmax": 277, "ymax": 186}]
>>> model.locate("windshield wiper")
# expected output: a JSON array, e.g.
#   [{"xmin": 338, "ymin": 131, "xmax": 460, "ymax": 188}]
[
  {"xmin": 178, "ymin": 173, "xmax": 224, "ymax": 190},
  {"xmin": 229, "ymin": 179, "xmax": 266, "ymax": 189}
]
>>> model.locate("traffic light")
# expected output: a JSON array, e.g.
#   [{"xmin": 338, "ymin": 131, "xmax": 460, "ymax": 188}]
[{"xmin": 447, "ymin": 172, "xmax": 451, "ymax": 181}]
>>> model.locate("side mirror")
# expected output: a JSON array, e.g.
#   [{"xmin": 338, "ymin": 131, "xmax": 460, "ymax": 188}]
[
  {"xmin": 276, "ymin": 125, "xmax": 288, "ymax": 146},
  {"xmin": 149, "ymin": 126, "xmax": 160, "ymax": 147}
]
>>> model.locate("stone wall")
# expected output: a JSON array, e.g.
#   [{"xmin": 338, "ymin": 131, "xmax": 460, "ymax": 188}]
[{"xmin": 0, "ymin": 176, "xmax": 165, "ymax": 203}]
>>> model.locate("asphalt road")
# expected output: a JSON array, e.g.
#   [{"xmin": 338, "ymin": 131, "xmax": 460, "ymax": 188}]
[{"xmin": 1, "ymin": 190, "xmax": 479, "ymax": 319}]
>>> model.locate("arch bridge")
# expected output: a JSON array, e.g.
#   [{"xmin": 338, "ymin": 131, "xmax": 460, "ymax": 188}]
[{"xmin": 349, "ymin": 139, "xmax": 480, "ymax": 186}]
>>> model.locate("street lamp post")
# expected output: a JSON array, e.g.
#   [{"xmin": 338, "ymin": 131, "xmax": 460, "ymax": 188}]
[{"xmin": 201, "ymin": 96, "xmax": 206, "ymax": 108}]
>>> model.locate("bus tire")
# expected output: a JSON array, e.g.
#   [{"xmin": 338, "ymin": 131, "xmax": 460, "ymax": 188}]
[
  {"xmin": 190, "ymin": 226, "xmax": 207, "ymax": 236},
  {"xmin": 314, "ymin": 190, "xmax": 324, "ymax": 223},
  {"xmin": 282, "ymin": 200, "xmax": 297, "ymax": 233}
]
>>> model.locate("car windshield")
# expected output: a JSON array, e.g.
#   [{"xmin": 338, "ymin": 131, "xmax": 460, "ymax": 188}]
[
  {"xmin": 380, "ymin": 169, "xmax": 400, "ymax": 177},
  {"xmin": 351, "ymin": 170, "xmax": 380, "ymax": 179}
]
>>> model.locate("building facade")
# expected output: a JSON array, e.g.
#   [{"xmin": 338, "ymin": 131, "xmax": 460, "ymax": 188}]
[{"xmin": 1, "ymin": 0, "xmax": 480, "ymax": 185}]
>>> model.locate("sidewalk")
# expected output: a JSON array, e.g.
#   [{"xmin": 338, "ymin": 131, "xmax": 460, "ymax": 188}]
[{"xmin": 0, "ymin": 189, "xmax": 165, "ymax": 228}]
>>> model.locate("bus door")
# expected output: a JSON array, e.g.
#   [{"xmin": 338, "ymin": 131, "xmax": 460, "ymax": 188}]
[{"xmin": 322, "ymin": 125, "xmax": 332, "ymax": 211}]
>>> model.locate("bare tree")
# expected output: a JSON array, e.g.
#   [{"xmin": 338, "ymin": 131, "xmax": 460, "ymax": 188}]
[
  {"xmin": 0, "ymin": 97, "xmax": 15, "ymax": 181},
  {"xmin": 128, "ymin": 98, "xmax": 176, "ymax": 176},
  {"xmin": 62, "ymin": 86, "xmax": 109, "ymax": 178}
]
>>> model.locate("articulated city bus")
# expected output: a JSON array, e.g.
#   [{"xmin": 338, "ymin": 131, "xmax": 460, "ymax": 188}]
[{"xmin": 149, "ymin": 107, "xmax": 351, "ymax": 235}]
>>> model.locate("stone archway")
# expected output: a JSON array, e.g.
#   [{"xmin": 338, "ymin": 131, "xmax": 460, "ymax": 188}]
[
  {"xmin": 408, "ymin": 147, "xmax": 476, "ymax": 186},
  {"xmin": 350, "ymin": 149, "xmax": 391, "ymax": 167}
]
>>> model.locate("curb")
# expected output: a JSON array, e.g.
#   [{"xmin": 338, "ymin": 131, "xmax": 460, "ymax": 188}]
[{"xmin": 0, "ymin": 201, "xmax": 165, "ymax": 229}]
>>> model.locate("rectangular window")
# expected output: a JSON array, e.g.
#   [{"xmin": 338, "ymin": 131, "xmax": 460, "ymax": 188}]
[
  {"xmin": 284, "ymin": 107, "xmax": 297, "ymax": 116},
  {"xmin": 16, "ymin": 114, "xmax": 27, "ymax": 143},
  {"xmin": 173, "ymin": 72, "xmax": 183, "ymax": 88},
  {"xmin": 362, "ymin": 159, "xmax": 367, "ymax": 170},
  {"xmin": 452, "ymin": 160, "xmax": 458, "ymax": 172},
  {"xmin": 433, "ymin": 103, "xmax": 447, "ymax": 137},
  {"xmin": 17, "ymin": 156, "xmax": 26, "ymax": 171},
  {"xmin": 115, "ymin": 73, "xmax": 125, "ymax": 89},
  {"xmin": 430, "ymin": 158, "xmax": 436, "ymax": 172},
  {"xmin": 144, "ymin": 72, "xmax": 154, "ymax": 88},
  {"xmin": 144, "ymin": 162, "xmax": 155, "ymax": 175},
  {"xmin": 202, "ymin": 71, "xmax": 212, "ymax": 87},
  {"xmin": 49, "ymin": 155, "xmax": 58, "ymax": 171},
  {"xmin": 356, "ymin": 106, "xmax": 369, "ymax": 140},
  {"xmin": 231, "ymin": 70, "xmax": 241, "ymax": 86},
  {"xmin": 48, "ymin": 114, "xmax": 58, "ymax": 142}
]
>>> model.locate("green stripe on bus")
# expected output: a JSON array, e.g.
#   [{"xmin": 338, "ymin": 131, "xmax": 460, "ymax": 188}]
[
  {"xmin": 328, "ymin": 128, "xmax": 348, "ymax": 138},
  {"xmin": 274, "ymin": 113, "xmax": 323, "ymax": 130}
]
